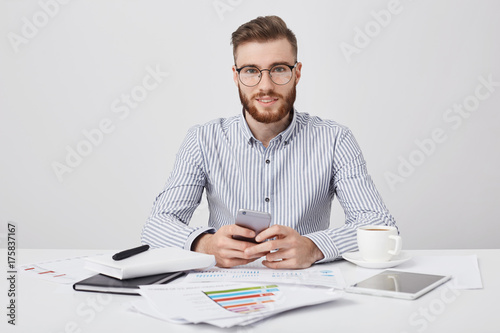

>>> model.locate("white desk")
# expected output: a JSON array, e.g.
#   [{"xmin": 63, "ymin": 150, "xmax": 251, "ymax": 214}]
[{"xmin": 2, "ymin": 249, "xmax": 498, "ymax": 333}]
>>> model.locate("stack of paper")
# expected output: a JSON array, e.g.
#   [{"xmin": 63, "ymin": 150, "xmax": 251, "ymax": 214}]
[
  {"xmin": 132, "ymin": 281, "xmax": 343, "ymax": 328},
  {"xmin": 129, "ymin": 258, "xmax": 346, "ymax": 327}
]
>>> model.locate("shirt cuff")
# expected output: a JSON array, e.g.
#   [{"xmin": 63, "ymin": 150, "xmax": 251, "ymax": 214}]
[
  {"xmin": 184, "ymin": 227, "xmax": 216, "ymax": 251},
  {"xmin": 304, "ymin": 232, "xmax": 340, "ymax": 263}
]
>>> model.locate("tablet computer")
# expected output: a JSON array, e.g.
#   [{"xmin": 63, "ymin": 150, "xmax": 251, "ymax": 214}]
[{"xmin": 346, "ymin": 270, "xmax": 451, "ymax": 300}]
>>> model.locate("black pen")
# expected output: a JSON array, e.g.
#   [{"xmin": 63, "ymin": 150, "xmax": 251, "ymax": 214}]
[{"xmin": 112, "ymin": 244, "xmax": 150, "ymax": 261}]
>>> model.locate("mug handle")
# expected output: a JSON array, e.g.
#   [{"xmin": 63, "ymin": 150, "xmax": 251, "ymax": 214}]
[{"xmin": 388, "ymin": 235, "xmax": 402, "ymax": 256}]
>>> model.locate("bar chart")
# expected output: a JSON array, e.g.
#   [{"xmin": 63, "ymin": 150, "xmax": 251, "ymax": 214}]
[
  {"xmin": 204, "ymin": 285, "xmax": 280, "ymax": 314},
  {"xmin": 18, "ymin": 255, "xmax": 96, "ymax": 284}
]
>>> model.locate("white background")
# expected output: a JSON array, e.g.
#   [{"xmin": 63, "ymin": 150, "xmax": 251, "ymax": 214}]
[{"xmin": 1, "ymin": 0, "xmax": 499, "ymax": 250}]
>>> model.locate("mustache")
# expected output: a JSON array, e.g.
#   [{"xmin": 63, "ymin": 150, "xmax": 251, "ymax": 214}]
[{"xmin": 253, "ymin": 91, "xmax": 283, "ymax": 99}]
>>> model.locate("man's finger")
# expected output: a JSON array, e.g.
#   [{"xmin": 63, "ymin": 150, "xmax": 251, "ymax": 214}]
[
  {"xmin": 227, "ymin": 224, "xmax": 256, "ymax": 239},
  {"xmin": 265, "ymin": 249, "xmax": 291, "ymax": 262},
  {"xmin": 262, "ymin": 258, "xmax": 296, "ymax": 269},
  {"xmin": 217, "ymin": 257, "xmax": 256, "ymax": 268},
  {"xmin": 244, "ymin": 238, "xmax": 283, "ymax": 257},
  {"xmin": 222, "ymin": 238, "xmax": 258, "ymax": 253},
  {"xmin": 255, "ymin": 224, "xmax": 292, "ymax": 242}
]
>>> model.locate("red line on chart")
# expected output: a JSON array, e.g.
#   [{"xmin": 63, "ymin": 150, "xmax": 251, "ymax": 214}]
[
  {"xmin": 225, "ymin": 302, "xmax": 258, "ymax": 309},
  {"xmin": 213, "ymin": 293, "xmax": 275, "ymax": 302},
  {"xmin": 53, "ymin": 274, "xmax": 66, "ymax": 277},
  {"xmin": 24, "ymin": 267, "xmax": 35, "ymax": 271},
  {"xmin": 224, "ymin": 300, "xmax": 274, "ymax": 309},
  {"xmin": 38, "ymin": 271, "xmax": 55, "ymax": 275}
]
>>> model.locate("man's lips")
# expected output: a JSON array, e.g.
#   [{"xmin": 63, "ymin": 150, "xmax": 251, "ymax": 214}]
[{"xmin": 256, "ymin": 96, "xmax": 279, "ymax": 105}]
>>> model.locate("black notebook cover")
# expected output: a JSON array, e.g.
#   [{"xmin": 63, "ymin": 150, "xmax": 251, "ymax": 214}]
[{"xmin": 73, "ymin": 271, "xmax": 185, "ymax": 295}]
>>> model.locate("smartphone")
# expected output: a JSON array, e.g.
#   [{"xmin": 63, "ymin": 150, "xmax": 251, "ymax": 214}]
[{"xmin": 232, "ymin": 209, "xmax": 271, "ymax": 243}]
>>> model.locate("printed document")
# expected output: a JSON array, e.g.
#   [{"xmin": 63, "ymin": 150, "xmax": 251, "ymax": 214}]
[
  {"xmin": 135, "ymin": 281, "xmax": 343, "ymax": 328},
  {"xmin": 184, "ymin": 257, "xmax": 346, "ymax": 288}
]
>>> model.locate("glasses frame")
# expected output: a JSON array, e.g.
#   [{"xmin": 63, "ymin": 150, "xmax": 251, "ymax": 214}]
[{"xmin": 235, "ymin": 62, "xmax": 298, "ymax": 87}]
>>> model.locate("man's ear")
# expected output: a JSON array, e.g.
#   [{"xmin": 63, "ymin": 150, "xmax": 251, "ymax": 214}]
[
  {"xmin": 294, "ymin": 62, "xmax": 302, "ymax": 85},
  {"xmin": 232, "ymin": 65, "xmax": 239, "ymax": 87}
]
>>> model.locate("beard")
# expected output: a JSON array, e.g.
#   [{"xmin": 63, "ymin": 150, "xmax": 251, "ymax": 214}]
[{"xmin": 238, "ymin": 84, "xmax": 296, "ymax": 124}]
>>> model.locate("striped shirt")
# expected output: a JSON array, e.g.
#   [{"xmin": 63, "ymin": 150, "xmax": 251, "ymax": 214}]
[{"xmin": 141, "ymin": 110, "xmax": 397, "ymax": 262}]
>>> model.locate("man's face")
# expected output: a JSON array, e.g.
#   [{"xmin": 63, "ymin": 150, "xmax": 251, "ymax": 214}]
[{"xmin": 233, "ymin": 38, "xmax": 301, "ymax": 124}]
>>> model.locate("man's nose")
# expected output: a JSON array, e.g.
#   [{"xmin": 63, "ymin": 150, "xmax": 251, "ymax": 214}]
[{"xmin": 258, "ymin": 70, "xmax": 274, "ymax": 90}]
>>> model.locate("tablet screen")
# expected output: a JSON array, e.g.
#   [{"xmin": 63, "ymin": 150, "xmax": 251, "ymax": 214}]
[{"xmin": 348, "ymin": 270, "xmax": 451, "ymax": 299}]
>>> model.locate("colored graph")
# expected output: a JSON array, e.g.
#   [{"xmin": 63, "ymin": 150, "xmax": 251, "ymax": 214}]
[
  {"xmin": 18, "ymin": 256, "xmax": 97, "ymax": 284},
  {"xmin": 184, "ymin": 265, "xmax": 345, "ymax": 289},
  {"xmin": 204, "ymin": 285, "xmax": 280, "ymax": 314},
  {"xmin": 192, "ymin": 270, "xmax": 261, "ymax": 280}
]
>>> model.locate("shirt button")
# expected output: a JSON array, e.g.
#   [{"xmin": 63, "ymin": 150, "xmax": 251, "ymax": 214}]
[
  {"xmin": 265, "ymin": 198, "xmax": 270, "ymax": 202},
  {"xmin": 265, "ymin": 159, "xmax": 270, "ymax": 164}
]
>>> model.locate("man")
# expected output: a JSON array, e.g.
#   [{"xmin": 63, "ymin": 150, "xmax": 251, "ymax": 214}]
[{"xmin": 141, "ymin": 16, "xmax": 397, "ymax": 269}]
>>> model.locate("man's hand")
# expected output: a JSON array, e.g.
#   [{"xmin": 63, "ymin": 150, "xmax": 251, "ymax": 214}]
[
  {"xmin": 192, "ymin": 225, "xmax": 260, "ymax": 268},
  {"xmin": 243, "ymin": 225, "xmax": 325, "ymax": 269}
]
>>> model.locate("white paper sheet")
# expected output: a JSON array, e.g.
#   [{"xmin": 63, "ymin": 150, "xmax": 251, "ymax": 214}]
[{"xmin": 18, "ymin": 254, "xmax": 101, "ymax": 284}]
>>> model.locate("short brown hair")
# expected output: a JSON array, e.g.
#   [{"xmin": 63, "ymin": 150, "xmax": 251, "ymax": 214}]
[{"xmin": 231, "ymin": 16, "xmax": 298, "ymax": 63}]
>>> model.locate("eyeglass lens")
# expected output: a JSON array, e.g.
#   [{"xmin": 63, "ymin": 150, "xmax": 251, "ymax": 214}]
[{"xmin": 239, "ymin": 65, "xmax": 293, "ymax": 86}]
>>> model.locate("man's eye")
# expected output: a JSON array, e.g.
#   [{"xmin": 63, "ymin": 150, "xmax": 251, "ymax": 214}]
[
  {"xmin": 272, "ymin": 66, "xmax": 287, "ymax": 73},
  {"xmin": 243, "ymin": 68, "xmax": 258, "ymax": 75}
]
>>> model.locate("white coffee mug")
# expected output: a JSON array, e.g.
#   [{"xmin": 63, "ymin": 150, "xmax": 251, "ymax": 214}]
[{"xmin": 357, "ymin": 225, "xmax": 402, "ymax": 262}]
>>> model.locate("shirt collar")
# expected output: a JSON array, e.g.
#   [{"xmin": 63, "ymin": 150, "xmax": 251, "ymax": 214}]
[
  {"xmin": 239, "ymin": 110, "xmax": 255, "ymax": 145},
  {"xmin": 239, "ymin": 108, "xmax": 297, "ymax": 146},
  {"xmin": 279, "ymin": 109, "xmax": 297, "ymax": 145}
]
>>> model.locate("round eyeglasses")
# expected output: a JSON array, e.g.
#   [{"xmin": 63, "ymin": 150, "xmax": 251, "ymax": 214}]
[{"xmin": 235, "ymin": 62, "xmax": 298, "ymax": 87}]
